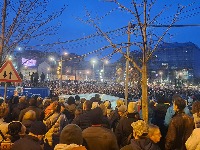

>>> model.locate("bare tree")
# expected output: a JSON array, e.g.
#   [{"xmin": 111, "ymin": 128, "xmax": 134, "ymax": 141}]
[
  {"xmin": 0, "ymin": 0, "xmax": 66, "ymax": 65},
  {"xmin": 113, "ymin": 0, "xmax": 187, "ymax": 122}
]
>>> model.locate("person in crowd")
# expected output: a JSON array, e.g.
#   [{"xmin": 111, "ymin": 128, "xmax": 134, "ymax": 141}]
[
  {"xmin": 33, "ymin": 72, "xmax": 39, "ymax": 86},
  {"xmin": 148, "ymin": 124, "xmax": 162, "ymax": 145},
  {"xmin": 165, "ymin": 96, "xmax": 194, "ymax": 150},
  {"xmin": 77, "ymin": 98, "xmax": 86, "ymax": 109},
  {"xmin": 99, "ymin": 103, "xmax": 110, "ymax": 129},
  {"xmin": 118, "ymin": 105, "xmax": 127, "ymax": 117},
  {"xmin": 0, "ymin": 101, "xmax": 9, "ymax": 141},
  {"xmin": 12, "ymin": 96, "xmax": 28, "ymax": 121},
  {"xmin": 74, "ymin": 107, "xmax": 83, "ymax": 119},
  {"xmin": 75, "ymin": 95, "xmax": 81, "ymax": 106},
  {"xmin": 40, "ymin": 72, "xmax": 45, "ymax": 83},
  {"xmin": 6, "ymin": 90, "xmax": 19, "ymax": 122},
  {"xmin": 93, "ymin": 94, "xmax": 102, "ymax": 104},
  {"xmin": 65, "ymin": 96, "xmax": 76, "ymax": 123},
  {"xmin": 72, "ymin": 100, "xmax": 93, "ymax": 130},
  {"xmin": 21, "ymin": 110, "xmax": 36, "ymax": 133},
  {"xmin": 120, "ymin": 120, "xmax": 161, "ymax": 150},
  {"xmin": 54, "ymin": 124, "xmax": 87, "ymax": 150},
  {"xmin": 60, "ymin": 102, "xmax": 74, "ymax": 122},
  {"xmin": 7, "ymin": 121, "xmax": 26, "ymax": 143},
  {"xmin": 37, "ymin": 97, "xmax": 44, "ymax": 109},
  {"xmin": 151, "ymin": 95, "xmax": 169, "ymax": 150},
  {"xmin": 44, "ymin": 102, "xmax": 68, "ymax": 150},
  {"xmin": 185, "ymin": 101, "xmax": 200, "ymax": 150},
  {"xmin": 82, "ymin": 107, "xmax": 119, "ymax": 150},
  {"xmin": 11, "ymin": 121, "xmax": 47, "ymax": 150},
  {"xmin": 115, "ymin": 101, "xmax": 140, "ymax": 148},
  {"xmin": 164, "ymin": 94, "xmax": 191, "ymax": 126},
  {"xmin": 109, "ymin": 99, "xmax": 125, "ymax": 132},
  {"xmin": 31, "ymin": 72, "xmax": 35, "ymax": 84},
  {"xmin": 187, "ymin": 96, "xmax": 194, "ymax": 114},
  {"xmin": 43, "ymin": 98, "xmax": 56, "ymax": 118},
  {"xmin": 103, "ymin": 100, "xmax": 112, "ymax": 118},
  {"xmin": 18, "ymin": 98, "xmax": 42, "ymax": 121}
]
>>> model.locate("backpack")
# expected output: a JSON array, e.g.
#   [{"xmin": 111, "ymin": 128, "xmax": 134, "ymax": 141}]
[
  {"xmin": 0, "ymin": 130, "xmax": 13, "ymax": 150},
  {"xmin": 0, "ymin": 140, "xmax": 13, "ymax": 150}
]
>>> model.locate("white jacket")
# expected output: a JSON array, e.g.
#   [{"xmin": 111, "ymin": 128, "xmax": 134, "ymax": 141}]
[{"xmin": 185, "ymin": 128, "xmax": 200, "ymax": 150}]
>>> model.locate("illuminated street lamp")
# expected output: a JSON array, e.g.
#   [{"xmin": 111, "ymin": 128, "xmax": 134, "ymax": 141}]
[
  {"xmin": 159, "ymin": 71, "xmax": 163, "ymax": 83},
  {"xmin": 102, "ymin": 60, "xmax": 109, "ymax": 82},
  {"xmin": 60, "ymin": 52, "xmax": 68, "ymax": 89},
  {"xmin": 91, "ymin": 59, "xmax": 96, "ymax": 80},
  {"xmin": 85, "ymin": 70, "xmax": 90, "ymax": 80}
]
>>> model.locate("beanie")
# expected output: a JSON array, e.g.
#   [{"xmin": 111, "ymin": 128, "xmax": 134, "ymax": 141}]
[
  {"xmin": 128, "ymin": 102, "xmax": 138, "ymax": 113},
  {"xmin": 131, "ymin": 120, "xmax": 148, "ymax": 137},
  {"xmin": 60, "ymin": 124, "xmax": 83, "ymax": 145},
  {"xmin": 118, "ymin": 105, "xmax": 127, "ymax": 113}
]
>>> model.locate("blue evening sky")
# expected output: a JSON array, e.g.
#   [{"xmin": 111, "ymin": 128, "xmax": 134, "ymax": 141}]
[{"xmin": 35, "ymin": 0, "xmax": 200, "ymax": 62}]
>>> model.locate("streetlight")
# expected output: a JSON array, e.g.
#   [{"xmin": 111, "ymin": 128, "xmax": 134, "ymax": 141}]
[
  {"xmin": 91, "ymin": 59, "xmax": 96, "ymax": 80},
  {"xmin": 49, "ymin": 56, "xmax": 56, "ymax": 80},
  {"xmin": 85, "ymin": 70, "xmax": 90, "ymax": 80},
  {"xmin": 60, "ymin": 52, "xmax": 68, "ymax": 89},
  {"xmin": 102, "ymin": 60, "xmax": 109, "ymax": 82},
  {"xmin": 159, "ymin": 71, "xmax": 163, "ymax": 83}
]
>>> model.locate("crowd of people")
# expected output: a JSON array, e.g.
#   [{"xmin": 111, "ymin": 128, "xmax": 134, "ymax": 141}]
[
  {"xmin": 0, "ymin": 81, "xmax": 200, "ymax": 149},
  {"xmin": 0, "ymin": 89, "xmax": 199, "ymax": 150}
]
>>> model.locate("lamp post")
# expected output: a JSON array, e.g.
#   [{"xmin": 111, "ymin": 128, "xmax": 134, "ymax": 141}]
[
  {"xmin": 91, "ymin": 59, "xmax": 96, "ymax": 80},
  {"xmin": 60, "ymin": 52, "xmax": 68, "ymax": 89},
  {"xmin": 159, "ymin": 71, "xmax": 163, "ymax": 83},
  {"xmin": 86, "ymin": 70, "xmax": 90, "ymax": 81},
  {"xmin": 49, "ymin": 56, "xmax": 56, "ymax": 81},
  {"xmin": 102, "ymin": 60, "xmax": 109, "ymax": 82}
]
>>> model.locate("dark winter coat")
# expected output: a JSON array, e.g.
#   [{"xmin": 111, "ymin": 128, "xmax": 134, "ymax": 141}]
[
  {"xmin": 12, "ymin": 102, "xmax": 28, "ymax": 120},
  {"xmin": 120, "ymin": 138, "xmax": 161, "ymax": 150},
  {"xmin": 109, "ymin": 109, "xmax": 120, "ymax": 132},
  {"xmin": 165, "ymin": 112, "xmax": 194, "ymax": 150},
  {"xmin": 11, "ymin": 135, "xmax": 42, "ymax": 150},
  {"xmin": 115, "ymin": 113, "xmax": 140, "ymax": 147},
  {"xmin": 72, "ymin": 110, "xmax": 93, "ymax": 130}
]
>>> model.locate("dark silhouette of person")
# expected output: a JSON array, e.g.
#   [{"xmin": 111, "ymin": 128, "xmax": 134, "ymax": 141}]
[
  {"xmin": 40, "ymin": 72, "xmax": 45, "ymax": 82},
  {"xmin": 34, "ymin": 72, "xmax": 39, "ymax": 86},
  {"xmin": 31, "ymin": 72, "xmax": 34, "ymax": 84}
]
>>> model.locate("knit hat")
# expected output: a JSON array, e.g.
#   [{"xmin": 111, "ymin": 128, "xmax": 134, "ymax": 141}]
[
  {"xmin": 131, "ymin": 120, "xmax": 148, "ymax": 137},
  {"xmin": 128, "ymin": 102, "xmax": 138, "ymax": 113},
  {"xmin": 116, "ymin": 99, "xmax": 124, "ymax": 107},
  {"xmin": 60, "ymin": 124, "xmax": 83, "ymax": 145},
  {"xmin": 22, "ymin": 110, "xmax": 36, "ymax": 121},
  {"xmin": 118, "ymin": 105, "xmax": 127, "ymax": 113},
  {"xmin": 29, "ymin": 121, "xmax": 47, "ymax": 135}
]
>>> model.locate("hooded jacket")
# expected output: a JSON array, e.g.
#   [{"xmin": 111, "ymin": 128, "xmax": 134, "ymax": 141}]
[{"xmin": 120, "ymin": 138, "xmax": 160, "ymax": 150}]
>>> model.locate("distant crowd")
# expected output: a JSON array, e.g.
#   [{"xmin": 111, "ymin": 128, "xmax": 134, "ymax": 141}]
[{"xmin": 0, "ymin": 86, "xmax": 200, "ymax": 150}]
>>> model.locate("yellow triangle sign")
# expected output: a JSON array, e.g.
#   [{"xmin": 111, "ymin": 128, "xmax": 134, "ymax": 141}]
[{"xmin": 0, "ymin": 60, "xmax": 22, "ymax": 82}]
